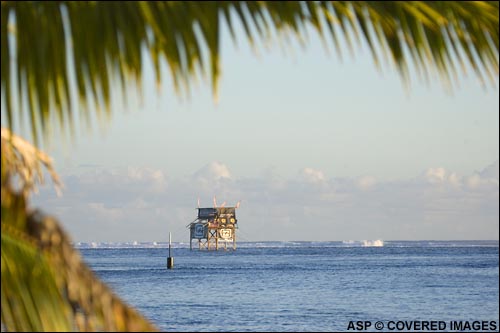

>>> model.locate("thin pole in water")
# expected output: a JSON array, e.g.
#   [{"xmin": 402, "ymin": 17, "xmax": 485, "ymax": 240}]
[{"xmin": 167, "ymin": 232, "xmax": 174, "ymax": 269}]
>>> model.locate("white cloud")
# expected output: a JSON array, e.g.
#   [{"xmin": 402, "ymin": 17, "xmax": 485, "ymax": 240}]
[
  {"xmin": 479, "ymin": 160, "xmax": 499, "ymax": 179},
  {"xmin": 32, "ymin": 161, "xmax": 499, "ymax": 242},
  {"xmin": 190, "ymin": 162, "xmax": 234, "ymax": 195},
  {"xmin": 356, "ymin": 175, "xmax": 377, "ymax": 190},
  {"xmin": 447, "ymin": 172, "xmax": 461, "ymax": 187},
  {"xmin": 126, "ymin": 167, "xmax": 167, "ymax": 192},
  {"xmin": 465, "ymin": 160, "xmax": 500, "ymax": 189},
  {"xmin": 87, "ymin": 202, "xmax": 124, "ymax": 222},
  {"xmin": 424, "ymin": 167, "xmax": 448, "ymax": 184},
  {"xmin": 193, "ymin": 161, "xmax": 232, "ymax": 181},
  {"xmin": 299, "ymin": 167, "xmax": 326, "ymax": 184}
]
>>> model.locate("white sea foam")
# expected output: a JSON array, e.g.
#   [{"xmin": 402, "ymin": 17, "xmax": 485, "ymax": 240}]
[
  {"xmin": 362, "ymin": 239, "xmax": 384, "ymax": 247},
  {"xmin": 73, "ymin": 240, "xmax": 498, "ymax": 249}
]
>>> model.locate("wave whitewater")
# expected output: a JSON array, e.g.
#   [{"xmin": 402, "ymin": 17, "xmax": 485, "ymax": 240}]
[{"xmin": 74, "ymin": 240, "xmax": 498, "ymax": 249}]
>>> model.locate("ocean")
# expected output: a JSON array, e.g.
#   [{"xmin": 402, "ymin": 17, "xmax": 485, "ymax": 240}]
[{"xmin": 78, "ymin": 241, "xmax": 499, "ymax": 332}]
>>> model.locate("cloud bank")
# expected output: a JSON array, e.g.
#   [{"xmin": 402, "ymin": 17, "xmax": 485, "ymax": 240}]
[{"xmin": 32, "ymin": 161, "xmax": 499, "ymax": 242}]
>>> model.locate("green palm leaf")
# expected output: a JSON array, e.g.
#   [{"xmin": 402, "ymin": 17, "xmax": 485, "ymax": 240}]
[
  {"xmin": 2, "ymin": 223, "xmax": 74, "ymax": 332},
  {"xmin": 1, "ymin": 129, "xmax": 158, "ymax": 331},
  {"xmin": 1, "ymin": 1, "xmax": 498, "ymax": 145},
  {"xmin": 1, "ymin": 202, "xmax": 159, "ymax": 332}
]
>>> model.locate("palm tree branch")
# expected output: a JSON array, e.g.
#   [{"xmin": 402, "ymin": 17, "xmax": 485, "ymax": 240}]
[
  {"xmin": 1, "ymin": 223, "xmax": 74, "ymax": 332},
  {"xmin": 1, "ymin": 199, "xmax": 158, "ymax": 332},
  {"xmin": 2, "ymin": 1, "xmax": 498, "ymax": 145},
  {"xmin": 1, "ymin": 128, "xmax": 157, "ymax": 331}
]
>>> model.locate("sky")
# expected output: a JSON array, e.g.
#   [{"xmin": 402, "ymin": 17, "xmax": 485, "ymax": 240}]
[{"xmin": 25, "ymin": 20, "xmax": 499, "ymax": 243}]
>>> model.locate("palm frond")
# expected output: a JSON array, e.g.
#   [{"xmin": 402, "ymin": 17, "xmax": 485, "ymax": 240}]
[
  {"xmin": 2, "ymin": 222, "xmax": 74, "ymax": 332},
  {"xmin": 1, "ymin": 127, "xmax": 62, "ymax": 197},
  {"xmin": 1, "ymin": 1, "xmax": 498, "ymax": 145},
  {"xmin": 1, "ymin": 197, "xmax": 159, "ymax": 332},
  {"xmin": 1, "ymin": 128, "xmax": 158, "ymax": 331}
]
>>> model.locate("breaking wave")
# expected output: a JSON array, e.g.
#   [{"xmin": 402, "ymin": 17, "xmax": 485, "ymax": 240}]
[
  {"xmin": 362, "ymin": 239, "xmax": 384, "ymax": 247},
  {"xmin": 73, "ymin": 240, "xmax": 497, "ymax": 249}
]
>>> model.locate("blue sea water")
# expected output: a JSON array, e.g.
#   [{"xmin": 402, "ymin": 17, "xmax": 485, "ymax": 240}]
[{"xmin": 78, "ymin": 241, "xmax": 499, "ymax": 332}]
